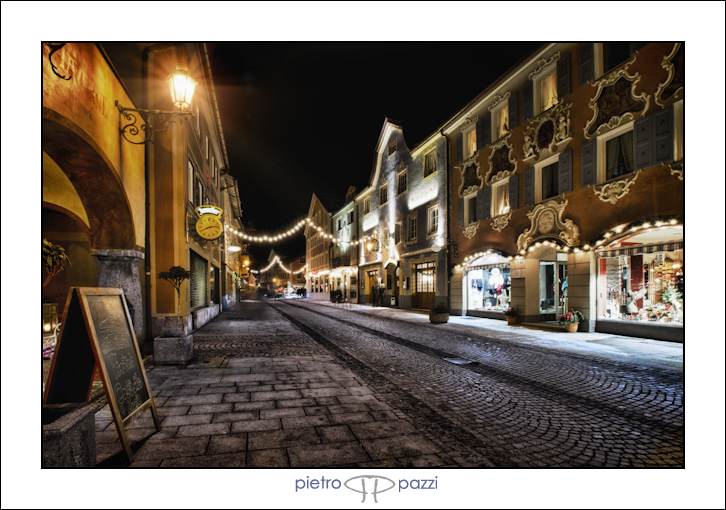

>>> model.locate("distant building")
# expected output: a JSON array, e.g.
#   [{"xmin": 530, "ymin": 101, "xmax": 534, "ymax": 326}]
[
  {"xmin": 330, "ymin": 186, "xmax": 359, "ymax": 303},
  {"xmin": 304, "ymin": 193, "xmax": 333, "ymax": 300}
]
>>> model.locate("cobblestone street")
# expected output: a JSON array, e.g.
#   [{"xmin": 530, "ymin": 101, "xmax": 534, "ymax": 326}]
[{"xmin": 94, "ymin": 299, "xmax": 683, "ymax": 468}]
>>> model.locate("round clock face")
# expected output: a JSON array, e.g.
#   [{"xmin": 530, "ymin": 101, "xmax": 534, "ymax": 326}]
[{"xmin": 196, "ymin": 215, "xmax": 223, "ymax": 240}]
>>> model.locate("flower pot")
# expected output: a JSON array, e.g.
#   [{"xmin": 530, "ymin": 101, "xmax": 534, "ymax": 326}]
[
  {"xmin": 506, "ymin": 316, "xmax": 517, "ymax": 325},
  {"xmin": 565, "ymin": 322, "xmax": 579, "ymax": 333},
  {"xmin": 430, "ymin": 312, "xmax": 449, "ymax": 324}
]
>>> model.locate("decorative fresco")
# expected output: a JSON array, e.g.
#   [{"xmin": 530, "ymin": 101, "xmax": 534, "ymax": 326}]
[
  {"xmin": 523, "ymin": 102, "xmax": 572, "ymax": 162},
  {"xmin": 458, "ymin": 160, "xmax": 482, "ymax": 197},
  {"xmin": 516, "ymin": 198, "xmax": 580, "ymax": 252},
  {"xmin": 655, "ymin": 43, "xmax": 684, "ymax": 108},
  {"xmin": 485, "ymin": 134, "xmax": 517, "ymax": 185},
  {"xmin": 593, "ymin": 170, "xmax": 641, "ymax": 204},
  {"xmin": 584, "ymin": 58, "xmax": 650, "ymax": 140}
]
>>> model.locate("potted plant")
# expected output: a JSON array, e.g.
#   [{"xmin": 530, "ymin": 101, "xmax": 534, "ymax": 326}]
[
  {"xmin": 429, "ymin": 303, "xmax": 450, "ymax": 324},
  {"xmin": 43, "ymin": 239, "xmax": 71, "ymax": 289},
  {"xmin": 155, "ymin": 266, "xmax": 193, "ymax": 365},
  {"xmin": 504, "ymin": 307, "xmax": 518, "ymax": 326},
  {"xmin": 559, "ymin": 310, "xmax": 585, "ymax": 333}
]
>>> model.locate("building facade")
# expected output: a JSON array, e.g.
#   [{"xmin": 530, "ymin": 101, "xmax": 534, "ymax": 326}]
[
  {"xmin": 356, "ymin": 119, "xmax": 448, "ymax": 310},
  {"xmin": 304, "ymin": 193, "xmax": 333, "ymax": 300},
  {"xmin": 445, "ymin": 42, "xmax": 684, "ymax": 341},
  {"xmin": 330, "ymin": 186, "xmax": 359, "ymax": 303}
]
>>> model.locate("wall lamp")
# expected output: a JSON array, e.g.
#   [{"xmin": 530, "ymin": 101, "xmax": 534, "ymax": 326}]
[{"xmin": 115, "ymin": 64, "xmax": 198, "ymax": 145}]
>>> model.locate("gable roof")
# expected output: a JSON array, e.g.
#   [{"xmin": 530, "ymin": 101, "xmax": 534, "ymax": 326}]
[{"xmin": 356, "ymin": 118, "xmax": 405, "ymax": 201}]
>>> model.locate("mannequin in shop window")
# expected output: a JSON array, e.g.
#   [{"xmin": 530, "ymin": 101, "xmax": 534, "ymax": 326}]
[
  {"xmin": 626, "ymin": 286, "xmax": 648, "ymax": 315},
  {"xmin": 488, "ymin": 268, "xmax": 505, "ymax": 309}
]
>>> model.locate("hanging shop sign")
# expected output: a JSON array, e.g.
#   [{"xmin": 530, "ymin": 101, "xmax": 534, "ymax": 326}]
[
  {"xmin": 195, "ymin": 205, "xmax": 223, "ymax": 240},
  {"xmin": 44, "ymin": 287, "xmax": 160, "ymax": 464}
]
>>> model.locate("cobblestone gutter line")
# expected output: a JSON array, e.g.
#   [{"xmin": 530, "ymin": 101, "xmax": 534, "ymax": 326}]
[
  {"xmin": 268, "ymin": 301, "xmax": 516, "ymax": 467},
  {"xmin": 279, "ymin": 300, "xmax": 683, "ymax": 434}
]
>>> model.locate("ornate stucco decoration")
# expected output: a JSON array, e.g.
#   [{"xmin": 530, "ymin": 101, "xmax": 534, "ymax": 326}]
[
  {"xmin": 516, "ymin": 198, "xmax": 580, "ymax": 252},
  {"xmin": 463, "ymin": 221, "xmax": 480, "ymax": 239},
  {"xmin": 485, "ymin": 134, "xmax": 517, "ymax": 185},
  {"xmin": 522, "ymin": 102, "xmax": 572, "ymax": 163},
  {"xmin": 488, "ymin": 92, "xmax": 511, "ymax": 112},
  {"xmin": 458, "ymin": 157, "xmax": 482, "ymax": 197},
  {"xmin": 584, "ymin": 57, "xmax": 649, "ymax": 140},
  {"xmin": 459, "ymin": 116, "xmax": 479, "ymax": 133},
  {"xmin": 655, "ymin": 43, "xmax": 684, "ymax": 108},
  {"xmin": 491, "ymin": 210, "xmax": 512, "ymax": 232},
  {"xmin": 669, "ymin": 160, "xmax": 684, "ymax": 181},
  {"xmin": 528, "ymin": 51, "xmax": 560, "ymax": 80},
  {"xmin": 593, "ymin": 170, "xmax": 641, "ymax": 204}
]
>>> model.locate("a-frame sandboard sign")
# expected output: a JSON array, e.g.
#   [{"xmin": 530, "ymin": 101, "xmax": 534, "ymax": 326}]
[{"xmin": 44, "ymin": 287, "xmax": 160, "ymax": 464}]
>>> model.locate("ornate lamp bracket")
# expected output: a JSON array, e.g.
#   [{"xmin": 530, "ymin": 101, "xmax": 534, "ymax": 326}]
[
  {"xmin": 45, "ymin": 43, "xmax": 71, "ymax": 80},
  {"xmin": 115, "ymin": 101, "xmax": 194, "ymax": 145}
]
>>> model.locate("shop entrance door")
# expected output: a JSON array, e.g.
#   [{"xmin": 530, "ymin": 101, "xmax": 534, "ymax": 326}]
[
  {"xmin": 539, "ymin": 260, "xmax": 568, "ymax": 320},
  {"xmin": 414, "ymin": 262, "xmax": 435, "ymax": 310},
  {"xmin": 367, "ymin": 270, "xmax": 378, "ymax": 304}
]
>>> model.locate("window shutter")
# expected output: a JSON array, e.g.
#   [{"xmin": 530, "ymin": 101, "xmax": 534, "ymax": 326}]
[
  {"xmin": 509, "ymin": 174, "xmax": 519, "ymax": 210},
  {"xmin": 456, "ymin": 133, "xmax": 463, "ymax": 163},
  {"xmin": 524, "ymin": 167, "xmax": 535, "ymax": 206},
  {"xmin": 579, "ymin": 43, "xmax": 595, "ymax": 86},
  {"xmin": 653, "ymin": 106, "xmax": 674, "ymax": 164},
  {"xmin": 457, "ymin": 198, "xmax": 464, "ymax": 228},
  {"xmin": 581, "ymin": 139, "xmax": 597, "ymax": 187},
  {"xmin": 523, "ymin": 81, "xmax": 533, "ymax": 121},
  {"xmin": 477, "ymin": 186, "xmax": 491, "ymax": 220},
  {"xmin": 508, "ymin": 91, "xmax": 518, "ymax": 130},
  {"xmin": 557, "ymin": 52, "xmax": 571, "ymax": 100},
  {"xmin": 634, "ymin": 114, "xmax": 654, "ymax": 170},
  {"xmin": 558, "ymin": 150, "xmax": 573, "ymax": 194},
  {"xmin": 481, "ymin": 113, "xmax": 491, "ymax": 147},
  {"xmin": 475, "ymin": 117, "xmax": 483, "ymax": 151}
]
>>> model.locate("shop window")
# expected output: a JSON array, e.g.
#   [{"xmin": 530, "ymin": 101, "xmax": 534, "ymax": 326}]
[
  {"xmin": 466, "ymin": 253, "xmax": 511, "ymax": 312},
  {"xmin": 190, "ymin": 250, "xmax": 208, "ymax": 308},
  {"xmin": 397, "ymin": 169, "xmax": 408, "ymax": 195},
  {"xmin": 427, "ymin": 205, "xmax": 438, "ymax": 237},
  {"xmin": 363, "ymin": 197, "xmax": 370, "ymax": 215},
  {"xmin": 380, "ymin": 183, "xmax": 388, "ymax": 206},
  {"xmin": 424, "ymin": 149, "xmax": 437, "ymax": 178},
  {"xmin": 492, "ymin": 180, "xmax": 510, "ymax": 217}
]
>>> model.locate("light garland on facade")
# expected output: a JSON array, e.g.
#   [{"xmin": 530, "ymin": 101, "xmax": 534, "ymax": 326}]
[
  {"xmin": 249, "ymin": 256, "xmax": 308, "ymax": 275},
  {"xmin": 454, "ymin": 216, "xmax": 683, "ymax": 270}
]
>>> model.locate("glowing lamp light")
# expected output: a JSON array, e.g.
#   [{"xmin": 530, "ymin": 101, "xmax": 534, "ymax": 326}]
[
  {"xmin": 167, "ymin": 65, "xmax": 198, "ymax": 111},
  {"xmin": 228, "ymin": 245, "xmax": 241, "ymax": 252}
]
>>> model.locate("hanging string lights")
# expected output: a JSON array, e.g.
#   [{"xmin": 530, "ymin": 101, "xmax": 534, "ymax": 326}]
[
  {"xmin": 249, "ymin": 255, "xmax": 308, "ymax": 275},
  {"xmin": 225, "ymin": 218, "xmax": 378, "ymax": 247}
]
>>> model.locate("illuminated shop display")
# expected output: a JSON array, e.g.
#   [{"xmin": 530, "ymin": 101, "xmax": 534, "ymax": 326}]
[
  {"xmin": 596, "ymin": 226, "xmax": 683, "ymax": 325},
  {"xmin": 465, "ymin": 252, "xmax": 511, "ymax": 312}
]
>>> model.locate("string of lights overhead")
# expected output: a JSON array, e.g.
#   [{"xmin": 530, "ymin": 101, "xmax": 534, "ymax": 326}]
[
  {"xmin": 249, "ymin": 256, "xmax": 308, "ymax": 275},
  {"xmin": 225, "ymin": 218, "xmax": 378, "ymax": 246}
]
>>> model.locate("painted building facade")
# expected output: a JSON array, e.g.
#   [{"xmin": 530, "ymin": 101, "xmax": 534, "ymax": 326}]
[
  {"xmin": 330, "ymin": 186, "xmax": 359, "ymax": 303},
  {"xmin": 445, "ymin": 42, "xmax": 684, "ymax": 341},
  {"xmin": 356, "ymin": 120, "xmax": 448, "ymax": 310},
  {"xmin": 304, "ymin": 193, "xmax": 332, "ymax": 300}
]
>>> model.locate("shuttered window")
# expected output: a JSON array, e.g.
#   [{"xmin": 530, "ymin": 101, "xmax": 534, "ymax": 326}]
[{"xmin": 190, "ymin": 250, "xmax": 207, "ymax": 308}]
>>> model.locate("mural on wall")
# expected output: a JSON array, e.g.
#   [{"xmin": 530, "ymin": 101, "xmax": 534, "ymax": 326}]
[
  {"xmin": 655, "ymin": 43, "xmax": 684, "ymax": 108},
  {"xmin": 584, "ymin": 57, "xmax": 650, "ymax": 140},
  {"xmin": 516, "ymin": 198, "xmax": 580, "ymax": 253},
  {"xmin": 458, "ymin": 160, "xmax": 482, "ymax": 197},
  {"xmin": 485, "ymin": 135, "xmax": 517, "ymax": 185},
  {"xmin": 523, "ymin": 102, "xmax": 572, "ymax": 162}
]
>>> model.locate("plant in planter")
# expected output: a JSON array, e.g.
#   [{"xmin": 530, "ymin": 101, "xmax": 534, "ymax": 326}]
[
  {"xmin": 43, "ymin": 239, "xmax": 71, "ymax": 289},
  {"xmin": 504, "ymin": 307, "xmax": 519, "ymax": 325},
  {"xmin": 559, "ymin": 310, "xmax": 585, "ymax": 332},
  {"xmin": 155, "ymin": 266, "xmax": 193, "ymax": 365},
  {"xmin": 430, "ymin": 303, "xmax": 451, "ymax": 324}
]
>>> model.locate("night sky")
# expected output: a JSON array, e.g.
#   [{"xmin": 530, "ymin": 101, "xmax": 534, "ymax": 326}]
[{"xmin": 207, "ymin": 42, "xmax": 542, "ymax": 265}]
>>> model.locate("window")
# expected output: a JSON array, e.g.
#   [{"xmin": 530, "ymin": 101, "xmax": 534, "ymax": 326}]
[
  {"xmin": 380, "ymin": 183, "xmax": 388, "ymax": 205},
  {"xmin": 492, "ymin": 181, "xmax": 510, "ymax": 217},
  {"xmin": 424, "ymin": 149, "xmax": 437, "ymax": 178},
  {"xmin": 602, "ymin": 42, "xmax": 649, "ymax": 75},
  {"xmin": 348, "ymin": 210, "xmax": 354, "ymax": 224},
  {"xmin": 535, "ymin": 65, "xmax": 558, "ymax": 114},
  {"xmin": 205, "ymin": 135, "xmax": 209, "ymax": 161},
  {"xmin": 408, "ymin": 216, "xmax": 417, "ymax": 242},
  {"xmin": 427, "ymin": 205, "xmax": 439, "ymax": 236},
  {"xmin": 388, "ymin": 138, "xmax": 397, "ymax": 157},
  {"xmin": 605, "ymin": 130, "xmax": 634, "ymax": 180},
  {"xmin": 397, "ymin": 170, "xmax": 408, "ymax": 195},
  {"xmin": 674, "ymin": 100, "xmax": 684, "ymax": 162},
  {"xmin": 533, "ymin": 154, "xmax": 561, "ymax": 203},
  {"xmin": 337, "ymin": 219, "xmax": 343, "ymax": 231},
  {"xmin": 188, "ymin": 159, "xmax": 194, "ymax": 203},
  {"xmin": 464, "ymin": 126, "xmax": 477, "ymax": 159},
  {"xmin": 195, "ymin": 178, "xmax": 203, "ymax": 208},
  {"xmin": 493, "ymin": 103, "xmax": 509, "ymax": 140},
  {"xmin": 467, "ymin": 195, "xmax": 477, "ymax": 225},
  {"xmin": 363, "ymin": 197, "xmax": 371, "ymax": 215},
  {"xmin": 395, "ymin": 223, "xmax": 402, "ymax": 244}
]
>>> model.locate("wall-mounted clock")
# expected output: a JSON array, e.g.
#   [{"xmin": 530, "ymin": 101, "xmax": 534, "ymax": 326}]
[{"xmin": 196, "ymin": 214, "xmax": 223, "ymax": 240}]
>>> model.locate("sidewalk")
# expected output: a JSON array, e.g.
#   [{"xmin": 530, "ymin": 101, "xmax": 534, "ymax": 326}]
[{"xmin": 300, "ymin": 299, "xmax": 684, "ymax": 371}]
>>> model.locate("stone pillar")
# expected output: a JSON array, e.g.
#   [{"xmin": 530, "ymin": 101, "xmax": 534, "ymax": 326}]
[{"xmin": 91, "ymin": 249, "xmax": 145, "ymax": 342}]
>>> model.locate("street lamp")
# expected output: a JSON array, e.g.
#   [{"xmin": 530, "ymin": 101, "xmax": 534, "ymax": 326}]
[{"xmin": 115, "ymin": 64, "xmax": 198, "ymax": 145}]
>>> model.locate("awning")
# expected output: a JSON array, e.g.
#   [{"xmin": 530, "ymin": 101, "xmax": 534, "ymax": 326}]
[{"xmin": 596, "ymin": 241, "xmax": 683, "ymax": 258}]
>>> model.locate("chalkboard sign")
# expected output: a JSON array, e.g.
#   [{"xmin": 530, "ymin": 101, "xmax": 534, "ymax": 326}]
[{"xmin": 44, "ymin": 287, "xmax": 160, "ymax": 463}]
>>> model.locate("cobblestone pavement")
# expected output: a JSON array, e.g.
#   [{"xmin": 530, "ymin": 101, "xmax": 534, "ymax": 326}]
[{"xmin": 94, "ymin": 299, "xmax": 683, "ymax": 467}]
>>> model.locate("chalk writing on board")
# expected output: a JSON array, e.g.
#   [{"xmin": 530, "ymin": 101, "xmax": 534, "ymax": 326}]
[
  {"xmin": 115, "ymin": 373, "xmax": 144, "ymax": 418},
  {"xmin": 108, "ymin": 352, "xmax": 137, "ymax": 380}
]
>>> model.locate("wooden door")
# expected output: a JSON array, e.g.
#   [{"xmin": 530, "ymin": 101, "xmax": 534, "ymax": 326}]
[{"xmin": 414, "ymin": 262, "xmax": 435, "ymax": 310}]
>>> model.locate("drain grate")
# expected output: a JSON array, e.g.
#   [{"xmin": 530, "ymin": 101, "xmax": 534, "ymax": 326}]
[{"xmin": 443, "ymin": 357, "xmax": 474, "ymax": 365}]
